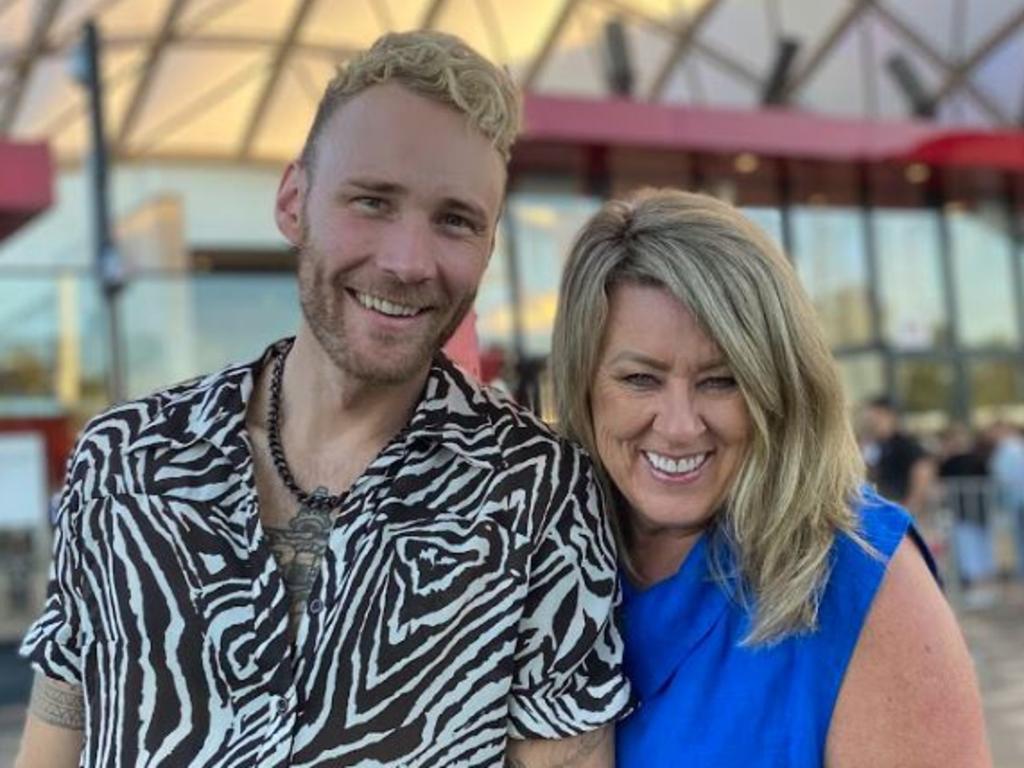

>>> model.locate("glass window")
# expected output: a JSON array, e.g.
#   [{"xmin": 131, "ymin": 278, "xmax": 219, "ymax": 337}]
[
  {"xmin": 836, "ymin": 352, "xmax": 885, "ymax": 408},
  {"xmin": 894, "ymin": 358, "xmax": 954, "ymax": 431},
  {"xmin": 476, "ymin": 222, "xmax": 515, "ymax": 354},
  {"xmin": 944, "ymin": 168, "xmax": 1018, "ymax": 348},
  {"xmin": 874, "ymin": 209, "xmax": 948, "ymax": 350},
  {"xmin": 792, "ymin": 206, "xmax": 871, "ymax": 348},
  {"xmin": 506, "ymin": 191, "xmax": 602, "ymax": 358},
  {"xmin": 742, "ymin": 207, "xmax": 784, "ymax": 249},
  {"xmin": 122, "ymin": 273, "xmax": 298, "ymax": 399},
  {"xmin": 968, "ymin": 358, "xmax": 1024, "ymax": 424},
  {"xmin": 871, "ymin": 163, "xmax": 949, "ymax": 351},
  {"xmin": 0, "ymin": 273, "xmax": 107, "ymax": 418}
]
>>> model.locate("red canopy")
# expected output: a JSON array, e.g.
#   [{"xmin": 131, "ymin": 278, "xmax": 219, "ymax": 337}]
[
  {"xmin": 520, "ymin": 95, "xmax": 1024, "ymax": 172},
  {"xmin": 0, "ymin": 141, "xmax": 53, "ymax": 241}
]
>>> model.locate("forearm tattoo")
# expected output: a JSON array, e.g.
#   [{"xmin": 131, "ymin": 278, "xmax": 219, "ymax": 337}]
[
  {"xmin": 262, "ymin": 487, "xmax": 335, "ymax": 635},
  {"xmin": 505, "ymin": 726, "xmax": 610, "ymax": 767},
  {"xmin": 29, "ymin": 673, "xmax": 85, "ymax": 730}
]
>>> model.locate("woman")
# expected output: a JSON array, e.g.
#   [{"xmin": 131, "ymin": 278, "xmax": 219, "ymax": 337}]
[{"xmin": 551, "ymin": 189, "xmax": 989, "ymax": 767}]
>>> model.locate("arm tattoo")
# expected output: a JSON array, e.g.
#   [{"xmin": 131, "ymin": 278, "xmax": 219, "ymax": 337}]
[
  {"xmin": 506, "ymin": 726, "xmax": 610, "ymax": 767},
  {"xmin": 262, "ymin": 487, "xmax": 335, "ymax": 633},
  {"xmin": 29, "ymin": 673, "xmax": 85, "ymax": 730}
]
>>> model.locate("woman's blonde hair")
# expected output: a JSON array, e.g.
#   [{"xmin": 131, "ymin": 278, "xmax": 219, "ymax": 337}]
[
  {"xmin": 551, "ymin": 188, "xmax": 866, "ymax": 644},
  {"xmin": 301, "ymin": 30, "xmax": 521, "ymax": 168}
]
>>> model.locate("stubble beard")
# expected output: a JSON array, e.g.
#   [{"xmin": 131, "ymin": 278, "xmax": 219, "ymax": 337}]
[{"xmin": 297, "ymin": 242, "xmax": 476, "ymax": 386}]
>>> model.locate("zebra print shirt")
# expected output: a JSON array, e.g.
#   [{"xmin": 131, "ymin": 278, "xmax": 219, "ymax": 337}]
[{"xmin": 21, "ymin": 341, "xmax": 631, "ymax": 767}]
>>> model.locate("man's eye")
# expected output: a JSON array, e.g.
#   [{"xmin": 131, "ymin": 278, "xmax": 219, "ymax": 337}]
[
  {"xmin": 353, "ymin": 196, "xmax": 385, "ymax": 211},
  {"xmin": 440, "ymin": 212, "xmax": 477, "ymax": 232}
]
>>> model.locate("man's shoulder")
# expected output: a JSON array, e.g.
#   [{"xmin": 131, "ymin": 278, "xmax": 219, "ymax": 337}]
[
  {"xmin": 442, "ymin": 360, "xmax": 587, "ymax": 463},
  {"xmin": 67, "ymin": 357, "xmax": 256, "ymax": 494},
  {"xmin": 80, "ymin": 360, "xmax": 250, "ymax": 445}
]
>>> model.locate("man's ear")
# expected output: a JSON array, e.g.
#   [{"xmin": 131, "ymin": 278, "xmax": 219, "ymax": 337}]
[{"xmin": 275, "ymin": 161, "xmax": 307, "ymax": 246}]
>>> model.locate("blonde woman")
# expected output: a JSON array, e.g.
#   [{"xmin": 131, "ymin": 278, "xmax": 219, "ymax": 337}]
[{"xmin": 552, "ymin": 189, "xmax": 990, "ymax": 767}]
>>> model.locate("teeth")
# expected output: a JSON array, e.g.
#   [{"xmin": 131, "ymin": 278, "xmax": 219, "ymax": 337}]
[
  {"xmin": 644, "ymin": 451, "xmax": 708, "ymax": 475},
  {"xmin": 354, "ymin": 291, "xmax": 420, "ymax": 317}
]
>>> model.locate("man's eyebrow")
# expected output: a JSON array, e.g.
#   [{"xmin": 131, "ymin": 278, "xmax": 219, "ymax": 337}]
[
  {"xmin": 440, "ymin": 196, "xmax": 488, "ymax": 223},
  {"xmin": 343, "ymin": 178, "xmax": 405, "ymax": 195}
]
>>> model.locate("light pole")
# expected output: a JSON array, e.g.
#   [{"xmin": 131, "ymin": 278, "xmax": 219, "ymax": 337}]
[{"xmin": 70, "ymin": 20, "xmax": 125, "ymax": 403}]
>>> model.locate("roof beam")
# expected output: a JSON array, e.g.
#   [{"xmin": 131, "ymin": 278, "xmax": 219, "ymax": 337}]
[
  {"xmin": 647, "ymin": 0, "xmax": 724, "ymax": 101},
  {"xmin": 419, "ymin": 0, "xmax": 447, "ymax": 30},
  {"xmin": 115, "ymin": 0, "xmax": 193, "ymax": 150},
  {"xmin": 870, "ymin": 0, "xmax": 1011, "ymax": 124},
  {"xmin": 236, "ymin": 0, "xmax": 318, "ymax": 159},
  {"xmin": 0, "ymin": 0, "xmax": 66, "ymax": 134},
  {"xmin": 932, "ymin": 5, "xmax": 1024, "ymax": 106},
  {"xmin": 781, "ymin": 0, "xmax": 871, "ymax": 101},
  {"xmin": 597, "ymin": 0, "xmax": 760, "ymax": 86},
  {"xmin": 523, "ymin": 0, "xmax": 581, "ymax": 90}
]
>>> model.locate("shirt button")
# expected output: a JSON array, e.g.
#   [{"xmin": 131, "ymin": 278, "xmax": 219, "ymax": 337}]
[
  {"xmin": 276, "ymin": 696, "xmax": 288, "ymax": 714},
  {"xmin": 308, "ymin": 598, "xmax": 323, "ymax": 615}
]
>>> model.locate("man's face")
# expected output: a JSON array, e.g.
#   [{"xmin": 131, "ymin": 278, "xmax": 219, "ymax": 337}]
[{"xmin": 276, "ymin": 83, "xmax": 505, "ymax": 384}]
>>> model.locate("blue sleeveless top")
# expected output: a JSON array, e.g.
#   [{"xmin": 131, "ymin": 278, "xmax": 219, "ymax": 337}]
[{"xmin": 616, "ymin": 490, "xmax": 935, "ymax": 767}]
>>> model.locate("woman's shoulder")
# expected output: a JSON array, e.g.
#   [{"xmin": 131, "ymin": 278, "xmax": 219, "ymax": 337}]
[
  {"xmin": 832, "ymin": 488, "xmax": 937, "ymax": 580},
  {"xmin": 824, "ymin": 498, "xmax": 990, "ymax": 767}
]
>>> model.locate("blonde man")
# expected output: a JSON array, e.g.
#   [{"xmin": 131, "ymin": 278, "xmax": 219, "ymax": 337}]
[{"xmin": 18, "ymin": 32, "xmax": 629, "ymax": 768}]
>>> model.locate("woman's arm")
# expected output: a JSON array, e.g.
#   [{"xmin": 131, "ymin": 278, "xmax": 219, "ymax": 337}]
[{"xmin": 825, "ymin": 537, "xmax": 990, "ymax": 767}]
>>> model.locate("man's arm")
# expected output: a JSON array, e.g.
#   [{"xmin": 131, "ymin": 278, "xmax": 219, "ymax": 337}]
[
  {"xmin": 505, "ymin": 725, "xmax": 613, "ymax": 768},
  {"xmin": 15, "ymin": 673, "xmax": 84, "ymax": 768}
]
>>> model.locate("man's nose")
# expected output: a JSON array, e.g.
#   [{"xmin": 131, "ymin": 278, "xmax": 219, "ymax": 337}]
[{"xmin": 377, "ymin": 216, "xmax": 437, "ymax": 283}]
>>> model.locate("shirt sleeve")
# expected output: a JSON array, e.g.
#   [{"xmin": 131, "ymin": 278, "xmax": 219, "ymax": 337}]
[
  {"xmin": 507, "ymin": 445, "xmax": 632, "ymax": 740},
  {"xmin": 19, "ymin": 448, "xmax": 87, "ymax": 687}
]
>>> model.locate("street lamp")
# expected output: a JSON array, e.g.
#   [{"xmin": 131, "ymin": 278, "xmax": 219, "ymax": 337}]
[{"xmin": 69, "ymin": 20, "xmax": 125, "ymax": 403}]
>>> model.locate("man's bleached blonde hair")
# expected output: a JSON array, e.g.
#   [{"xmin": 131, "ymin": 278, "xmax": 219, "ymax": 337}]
[
  {"xmin": 300, "ymin": 30, "xmax": 521, "ymax": 168},
  {"xmin": 551, "ymin": 188, "xmax": 867, "ymax": 645}
]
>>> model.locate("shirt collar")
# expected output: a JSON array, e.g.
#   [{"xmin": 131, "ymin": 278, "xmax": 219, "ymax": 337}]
[
  {"xmin": 404, "ymin": 353, "xmax": 504, "ymax": 470},
  {"xmin": 128, "ymin": 339, "xmax": 503, "ymax": 469}
]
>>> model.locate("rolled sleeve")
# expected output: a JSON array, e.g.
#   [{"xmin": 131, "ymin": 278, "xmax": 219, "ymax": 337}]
[
  {"xmin": 507, "ymin": 450, "xmax": 631, "ymax": 739},
  {"xmin": 19, "ymin": 472, "xmax": 85, "ymax": 686}
]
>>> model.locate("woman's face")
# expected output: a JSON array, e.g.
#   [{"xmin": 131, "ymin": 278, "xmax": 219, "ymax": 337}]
[{"xmin": 591, "ymin": 282, "xmax": 752, "ymax": 554}]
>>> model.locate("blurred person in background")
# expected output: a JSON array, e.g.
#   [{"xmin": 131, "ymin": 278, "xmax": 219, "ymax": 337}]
[
  {"xmin": 552, "ymin": 188, "xmax": 990, "ymax": 767},
  {"xmin": 938, "ymin": 424, "xmax": 997, "ymax": 603},
  {"xmin": 15, "ymin": 30, "xmax": 628, "ymax": 768},
  {"xmin": 987, "ymin": 420, "xmax": 1024, "ymax": 580},
  {"xmin": 861, "ymin": 396, "xmax": 936, "ymax": 518}
]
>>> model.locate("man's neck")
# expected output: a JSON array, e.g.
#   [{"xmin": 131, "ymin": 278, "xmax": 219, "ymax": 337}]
[{"xmin": 282, "ymin": 326, "xmax": 429, "ymax": 451}]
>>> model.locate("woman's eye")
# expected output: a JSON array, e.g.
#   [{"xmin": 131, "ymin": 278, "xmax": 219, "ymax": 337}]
[
  {"xmin": 700, "ymin": 375, "xmax": 738, "ymax": 391},
  {"xmin": 621, "ymin": 372, "xmax": 659, "ymax": 388}
]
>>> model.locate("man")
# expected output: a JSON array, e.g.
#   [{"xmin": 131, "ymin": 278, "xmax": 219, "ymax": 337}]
[
  {"xmin": 17, "ymin": 31, "xmax": 629, "ymax": 768},
  {"xmin": 861, "ymin": 396, "xmax": 935, "ymax": 518}
]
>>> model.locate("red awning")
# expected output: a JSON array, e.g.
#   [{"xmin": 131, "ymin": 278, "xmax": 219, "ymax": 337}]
[
  {"xmin": 521, "ymin": 95, "xmax": 1024, "ymax": 172},
  {"xmin": 0, "ymin": 141, "xmax": 53, "ymax": 241}
]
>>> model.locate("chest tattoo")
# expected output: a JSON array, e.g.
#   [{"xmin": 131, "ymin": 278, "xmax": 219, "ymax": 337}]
[{"xmin": 262, "ymin": 486, "xmax": 337, "ymax": 635}]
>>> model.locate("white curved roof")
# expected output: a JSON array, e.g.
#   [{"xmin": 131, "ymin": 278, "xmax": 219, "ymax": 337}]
[{"xmin": 1, "ymin": 0, "xmax": 1021, "ymax": 164}]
